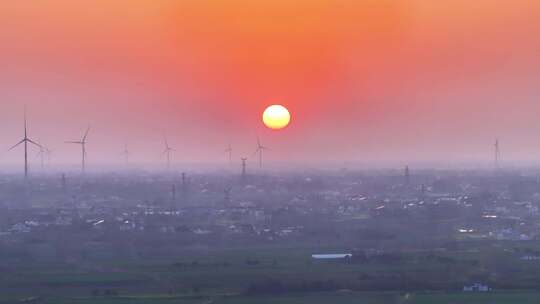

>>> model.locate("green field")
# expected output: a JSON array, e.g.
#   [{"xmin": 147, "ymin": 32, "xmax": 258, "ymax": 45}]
[
  {"xmin": 4, "ymin": 241, "xmax": 540, "ymax": 303},
  {"xmin": 7, "ymin": 291, "xmax": 540, "ymax": 304}
]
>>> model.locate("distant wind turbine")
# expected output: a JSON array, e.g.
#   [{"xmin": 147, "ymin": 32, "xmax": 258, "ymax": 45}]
[
  {"xmin": 494, "ymin": 138, "xmax": 500, "ymax": 169},
  {"xmin": 225, "ymin": 143, "xmax": 232, "ymax": 164},
  {"xmin": 8, "ymin": 109, "xmax": 42, "ymax": 179},
  {"xmin": 66, "ymin": 127, "xmax": 90, "ymax": 173},
  {"xmin": 241, "ymin": 157, "xmax": 247, "ymax": 178},
  {"xmin": 163, "ymin": 137, "xmax": 175, "ymax": 169},
  {"xmin": 122, "ymin": 144, "xmax": 130, "ymax": 165},
  {"xmin": 45, "ymin": 147, "xmax": 52, "ymax": 163},
  {"xmin": 253, "ymin": 137, "xmax": 270, "ymax": 168},
  {"xmin": 36, "ymin": 140, "xmax": 48, "ymax": 169}
]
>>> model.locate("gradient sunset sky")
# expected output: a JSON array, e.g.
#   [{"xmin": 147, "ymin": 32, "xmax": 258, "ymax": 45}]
[{"xmin": 1, "ymin": 0, "xmax": 539, "ymax": 167}]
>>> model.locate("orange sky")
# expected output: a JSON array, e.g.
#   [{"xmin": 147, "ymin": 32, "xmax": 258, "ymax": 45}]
[{"xmin": 1, "ymin": 1, "xmax": 540, "ymax": 168}]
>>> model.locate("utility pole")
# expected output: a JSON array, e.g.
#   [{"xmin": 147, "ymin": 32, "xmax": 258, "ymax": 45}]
[
  {"xmin": 171, "ymin": 184, "xmax": 177, "ymax": 205},
  {"xmin": 61, "ymin": 173, "xmax": 67, "ymax": 192},
  {"xmin": 181, "ymin": 172, "xmax": 186, "ymax": 192},
  {"xmin": 404, "ymin": 165, "xmax": 410, "ymax": 185},
  {"xmin": 224, "ymin": 186, "xmax": 232, "ymax": 204},
  {"xmin": 180, "ymin": 172, "xmax": 188, "ymax": 204},
  {"xmin": 241, "ymin": 158, "xmax": 247, "ymax": 179}
]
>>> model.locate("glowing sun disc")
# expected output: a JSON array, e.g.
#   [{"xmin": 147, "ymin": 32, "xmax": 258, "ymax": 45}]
[{"xmin": 263, "ymin": 105, "xmax": 291, "ymax": 129}]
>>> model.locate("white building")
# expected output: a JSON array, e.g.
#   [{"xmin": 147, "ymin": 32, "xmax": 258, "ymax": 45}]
[
  {"xmin": 463, "ymin": 283, "xmax": 490, "ymax": 292},
  {"xmin": 311, "ymin": 253, "xmax": 352, "ymax": 260}
]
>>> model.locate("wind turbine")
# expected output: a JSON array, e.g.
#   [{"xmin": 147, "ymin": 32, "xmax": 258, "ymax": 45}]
[
  {"xmin": 66, "ymin": 127, "xmax": 90, "ymax": 173},
  {"xmin": 225, "ymin": 143, "xmax": 232, "ymax": 164},
  {"xmin": 8, "ymin": 109, "xmax": 41, "ymax": 179},
  {"xmin": 494, "ymin": 138, "xmax": 500, "ymax": 169},
  {"xmin": 253, "ymin": 137, "xmax": 269, "ymax": 168},
  {"xmin": 163, "ymin": 137, "xmax": 175, "ymax": 169},
  {"xmin": 122, "ymin": 144, "xmax": 130, "ymax": 165},
  {"xmin": 36, "ymin": 140, "xmax": 47, "ymax": 169},
  {"xmin": 45, "ymin": 147, "xmax": 52, "ymax": 163}
]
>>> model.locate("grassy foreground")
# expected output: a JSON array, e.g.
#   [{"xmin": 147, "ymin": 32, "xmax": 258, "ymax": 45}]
[{"xmin": 6, "ymin": 291, "xmax": 540, "ymax": 304}]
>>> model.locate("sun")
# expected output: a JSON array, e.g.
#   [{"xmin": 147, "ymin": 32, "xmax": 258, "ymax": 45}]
[{"xmin": 262, "ymin": 105, "xmax": 291, "ymax": 130}]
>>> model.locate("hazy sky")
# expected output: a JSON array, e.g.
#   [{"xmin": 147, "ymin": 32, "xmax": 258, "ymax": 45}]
[{"xmin": 1, "ymin": 0, "xmax": 540, "ymax": 168}]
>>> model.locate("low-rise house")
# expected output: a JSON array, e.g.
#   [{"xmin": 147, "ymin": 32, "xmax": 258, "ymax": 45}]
[
  {"xmin": 463, "ymin": 283, "xmax": 490, "ymax": 292},
  {"xmin": 520, "ymin": 255, "xmax": 540, "ymax": 261},
  {"xmin": 10, "ymin": 223, "xmax": 31, "ymax": 233}
]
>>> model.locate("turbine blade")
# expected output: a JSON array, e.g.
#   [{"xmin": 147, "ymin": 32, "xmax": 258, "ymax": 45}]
[
  {"xmin": 163, "ymin": 135, "xmax": 170, "ymax": 149},
  {"xmin": 65, "ymin": 141, "xmax": 83, "ymax": 144},
  {"xmin": 24, "ymin": 106, "xmax": 28, "ymax": 139},
  {"xmin": 27, "ymin": 138, "xmax": 42, "ymax": 148},
  {"xmin": 83, "ymin": 126, "xmax": 90, "ymax": 141},
  {"xmin": 8, "ymin": 139, "xmax": 25, "ymax": 151}
]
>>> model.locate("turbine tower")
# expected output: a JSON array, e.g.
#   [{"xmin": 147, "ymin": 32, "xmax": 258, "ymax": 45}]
[
  {"xmin": 253, "ymin": 137, "xmax": 269, "ymax": 168},
  {"xmin": 36, "ymin": 141, "xmax": 47, "ymax": 169},
  {"xmin": 225, "ymin": 143, "xmax": 232, "ymax": 164},
  {"xmin": 163, "ymin": 137, "xmax": 175, "ymax": 169},
  {"xmin": 122, "ymin": 144, "xmax": 130, "ymax": 165},
  {"xmin": 66, "ymin": 127, "xmax": 90, "ymax": 173},
  {"xmin": 494, "ymin": 138, "xmax": 500, "ymax": 169},
  {"xmin": 8, "ymin": 109, "xmax": 41, "ymax": 179},
  {"xmin": 45, "ymin": 147, "xmax": 52, "ymax": 164}
]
